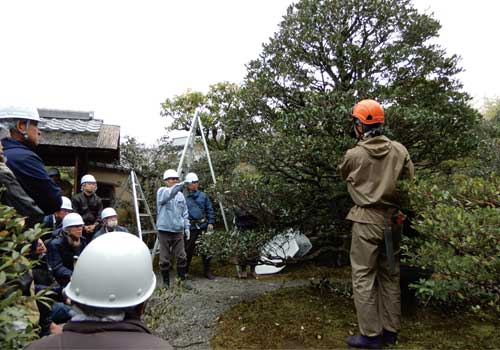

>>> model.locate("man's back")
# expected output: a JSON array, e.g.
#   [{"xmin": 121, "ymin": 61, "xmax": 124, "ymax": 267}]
[
  {"xmin": 26, "ymin": 320, "xmax": 173, "ymax": 350},
  {"xmin": 339, "ymin": 135, "xmax": 414, "ymax": 224}
]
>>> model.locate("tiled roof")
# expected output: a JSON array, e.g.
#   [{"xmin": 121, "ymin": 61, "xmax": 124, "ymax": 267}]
[
  {"xmin": 38, "ymin": 109, "xmax": 94, "ymax": 120},
  {"xmin": 40, "ymin": 117, "xmax": 102, "ymax": 134}
]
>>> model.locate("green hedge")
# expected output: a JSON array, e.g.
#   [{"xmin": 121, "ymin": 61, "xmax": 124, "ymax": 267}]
[
  {"xmin": 403, "ymin": 168, "xmax": 500, "ymax": 313},
  {"xmin": 0, "ymin": 204, "xmax": 45, "ymax": 349}
]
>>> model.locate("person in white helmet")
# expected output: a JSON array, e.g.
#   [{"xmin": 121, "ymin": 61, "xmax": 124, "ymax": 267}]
[
  {"xmin": 156, "ymin": 169, "xmax": 191, "ymax": 289},
  {"xmin": 43, "ymin": 196, "xmax": 73, "ymax": 233},
  {"xmin": 71, "ymin": 174, "xmax": 103, "ymax": 240},
  {"xmin": 184, "ymin": 172, "xmax": 216, "ymax": 279},
  {"xmin": 46, "ymin": 213, "xmax": 88, "ymax": 287},
  {"xmin": 0, "ymin": 105, "xmax": 62, "ymax": 215},
  {"xmin": 27, "ymin": 232, "xmax": 173, "ymax": 349},
  {"xmin": 92, "ymin": 207, "xmax": 129, "ymax": 240}
]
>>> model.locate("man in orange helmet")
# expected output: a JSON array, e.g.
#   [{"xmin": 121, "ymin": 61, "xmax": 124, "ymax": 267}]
[{"xmin": 339, "ymin": 99, "xmax": 414, "ymax": 349}]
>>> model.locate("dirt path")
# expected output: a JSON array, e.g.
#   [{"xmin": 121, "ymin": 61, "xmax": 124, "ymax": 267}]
[{"xmin": 146, "ymin": 275, "xmax": 307, "ymax": 350}]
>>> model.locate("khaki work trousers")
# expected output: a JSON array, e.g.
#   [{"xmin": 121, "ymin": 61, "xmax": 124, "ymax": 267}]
[
  {"xmin": 158, "ymin": 231, "xmax": 187, "ymax": 272},
  {"xmin": 350, "ymin": 222, "xmax": 401, "ymax": 337}
]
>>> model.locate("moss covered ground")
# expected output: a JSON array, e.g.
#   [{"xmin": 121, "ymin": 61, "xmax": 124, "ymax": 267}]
[
  {"xmin": 206, "ymin": 260, "xmax": 499, "ymax": 350},
  {"xmin": 155, "ymin": 258, "xmax": 498, "ymax": 349},
  {"xmin": 211, "ymin": 285, "xmax": 499, "ymax": 349}
]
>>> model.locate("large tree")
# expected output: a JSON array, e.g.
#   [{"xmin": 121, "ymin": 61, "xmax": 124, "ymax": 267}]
[
  {"xmin": 243, "ymin": 0, "xmax": 479, "ymax": 168},
  {"xmin": 235, "ymin": 0, "xmax": 480, "ymax": 230},
  {"xmin": 162, "ymin": 0, "xmax": 481, "ymax": 236}
]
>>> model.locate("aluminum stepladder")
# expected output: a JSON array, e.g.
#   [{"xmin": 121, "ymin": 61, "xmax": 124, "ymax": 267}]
[
  {"xmin": 150, "ymin": 108, "xmax": 229, "ymax": 257},
  {"xmin": 112, "ymin": 169, "xmax": 158, "ymax": 251},
  {"xmin": 128, "ymin": 170, "xmax": 159, "ymax": 243}
]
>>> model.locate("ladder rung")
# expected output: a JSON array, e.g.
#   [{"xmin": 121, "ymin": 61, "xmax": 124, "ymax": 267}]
[
  {"xmin": 139, "ymin": 213, "xmax": 150, "ymax": 217},
  {"xmin": 141, "ymin": 230, "xmax": 158, "ymax": 235}
]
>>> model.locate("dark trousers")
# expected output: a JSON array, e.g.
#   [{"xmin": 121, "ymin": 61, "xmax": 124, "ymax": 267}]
[
  {"xmin": 158, "ymin": 231, "xmax": 187, "ymax": 273},
  {"xmin": 184, "ymin": 229, "xmax": 210, "ymax": 268}
]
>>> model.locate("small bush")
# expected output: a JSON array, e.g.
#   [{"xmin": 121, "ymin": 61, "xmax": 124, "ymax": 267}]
[
  {"xmin": 198, "ymin": 228, "xmax": 275, "ymax": 264},
  {"xmin": 404, "ymin": 169, "xmax": 500, "ymax": 313},
  {"xmin": 0, "ymin": 203, "xmax": 45, "ymax": 349}
]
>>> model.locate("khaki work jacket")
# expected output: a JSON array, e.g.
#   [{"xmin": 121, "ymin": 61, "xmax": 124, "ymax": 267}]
[{"xmin": 339, "ymin": 135, "xmax": 414, "ymax": 224}]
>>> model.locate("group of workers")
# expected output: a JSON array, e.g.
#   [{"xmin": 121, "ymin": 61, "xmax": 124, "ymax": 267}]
[{"xmin": 2, "ymin": 98, "xmax": 413, "ymax": 350}]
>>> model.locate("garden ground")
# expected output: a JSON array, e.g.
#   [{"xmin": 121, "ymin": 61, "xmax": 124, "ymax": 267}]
[{"xmin": 145, "ymin": 259, "xmax": 500, "ymax": 350}]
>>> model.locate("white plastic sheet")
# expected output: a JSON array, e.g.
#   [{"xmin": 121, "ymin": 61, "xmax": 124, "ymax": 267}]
[{"xmin": 255, "ymin": 229, "xmax": 312, "ymax": 275}]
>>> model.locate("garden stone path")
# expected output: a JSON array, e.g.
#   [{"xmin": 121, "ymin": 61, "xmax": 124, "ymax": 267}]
[{"xmin": 148, "ymin": 275, "xmax": 308, "ymax": 350}]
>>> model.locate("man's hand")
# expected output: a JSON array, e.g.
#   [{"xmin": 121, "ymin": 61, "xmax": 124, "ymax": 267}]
[
  {"xmin": 185, "ymin": 230, "xmax": 190, "ymax": 241},
  {"xmin": 49, "ymin": 322, "xmax": 63, "ymax": 335}
]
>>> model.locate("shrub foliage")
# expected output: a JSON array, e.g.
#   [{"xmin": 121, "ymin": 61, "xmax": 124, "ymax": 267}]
[
  {"xmin": 404, "ymin": 169, "xmax": 500, "ymax": 312},
  {"xmin": 0, "ymin": 204, "xmax": 45, "ymax": 349}
]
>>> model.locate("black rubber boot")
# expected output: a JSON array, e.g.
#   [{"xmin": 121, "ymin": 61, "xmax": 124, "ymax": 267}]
[
  {"xmin": 161, "ymin": 270, "xmax": 170, "ymax": 289},
  {"xmin": 177, "ymin": 267, "xmax": 193, "ymax": 290},
  {"xmin": 346, "ymin": 335, "xmax": 382, "ymax": 349},
  {"xmin": 382, "ymin": 329, "xmax": 398, "ymax": 345},
  {"xmin": 185, "ymin": 255, "xmax": 192, "ymax": 275},
  {"xmin": 203, "ymin": 257, "xmax": 215, "ymax": 280}
]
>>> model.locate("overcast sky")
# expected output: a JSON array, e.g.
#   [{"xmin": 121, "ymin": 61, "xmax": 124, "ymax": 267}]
[{"xmin": 1, "ymin": 0, "xmax": 498, "ymax": 144}]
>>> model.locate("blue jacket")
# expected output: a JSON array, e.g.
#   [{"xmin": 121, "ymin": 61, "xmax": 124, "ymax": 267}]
[
  {"xmin": 156, "ymin": 183, "xmax": 189, "ymax": 234},
  {"xmin": 186, "ymin": 190, "xmax": 215, "ymax": 230},
  {"xmin": 43, "ymin": 214, "xmax": 63, "ymax": 231},
  {"xmin": 1, "ymin": 138, "xmax": 62, "ymax": 215},
  {"xmin": 46, "ymin": 233, "xmax": 87, "ymax": 287}
]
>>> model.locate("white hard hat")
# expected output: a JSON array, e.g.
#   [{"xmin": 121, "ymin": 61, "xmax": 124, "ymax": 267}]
[
  {"xmin": 80, "ymin": 174, "xmax": 96, "ymax": 185},
  {"xmin": 185, "ymin": 172, "xmax": 199, "ymax": 183},
  {"xmin": 163, "ymin": 169, "xmax": 179, "ymax": 180},
  {"xmin": 62, "ymin": 213, "xmax": 84, "ymax": 229},
  {"xmin": 101, "ymin": 207, "xmax": 117, "ymax": 220},
  {"xmin": 60, "ymin": 196, "xmax": 73, "ymax": 211},
  {"xmin": 64, "ymin": 232, "xmax": 156, "ymax": 308},
  {"xmin": 0, "ymin": 105, "xmax": 40, "ymax": 122}
]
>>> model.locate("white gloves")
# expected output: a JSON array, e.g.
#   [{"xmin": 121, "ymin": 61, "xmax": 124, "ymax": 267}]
[
  {"xmin": 185, "ymin": 230, "xmax": 190, "ymax": 241},
  {"xmin": 207, "ymin": 224, "xmax": 214, "ymax": 233}
]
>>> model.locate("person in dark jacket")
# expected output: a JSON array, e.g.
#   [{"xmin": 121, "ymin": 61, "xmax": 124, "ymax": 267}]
[
  {"xmin": 71, "ymin": 174, "xmax": 103, "ymax": 241},
  {"xmin": 92, "ymin": 207, "xmax": 129, "ymax": 240},
  {"xmin": 0, "ymin": 105, "xmax": 62, "ymax": 215},
  {"xmin": 27, "ymin": 232, "xmax": 173, "ymax": 350},
  {"xmin": 46, "ymin": 213, "xmax": 87, "ymax": 287},
  {"xmin": 184, "ymin": 172, "xmax": 216, "ymax": 279},
  {"xmin": 30, "ymin": 239, "xmax": 72, "ymax": 336},
  {"xmin": 42, "ymin": 196, "xmax": 73, "ymax": 238},
  {"xmin": 0, "ymin": 142, "xmax": 44, "ymax": 227},
  {"xmin": 234, "ymin": 206, "xmax": 260, "ymax": 278}
]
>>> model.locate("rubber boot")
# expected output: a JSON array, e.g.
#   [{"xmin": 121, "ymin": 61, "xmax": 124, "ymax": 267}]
[
  {"xmin": 237, "ymin": 265, "xmax": 247, "ymax": 279},
  {"xmin": 203, "ymin": 257, "xmax": 215, "ymax": 280},
  {"xmin": 346, "ymin": 335, "xmax": 382, "ymax": 349},
  {"xmin": 249, "ymin": 264, "xmax": 258, "ymax": 279},
  {"xmin": 382, "ymin": 329, "xmax": 398, "ymax": 345},
  {"xmin": 161, "ymin": 270, "xmax": 170, "ymax": 289},
  {"xmin": 177, "ymin": 267, "xmax": 193, "ymax": 290},
  {"xmin": 185, "ymin": 255, "xmax": 192, "ymax": 276}
]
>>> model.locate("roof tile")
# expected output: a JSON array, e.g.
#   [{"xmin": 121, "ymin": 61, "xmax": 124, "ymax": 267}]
[{"xmin": 40, "ymin": 117, "xmax": 102, "ymax": 133}]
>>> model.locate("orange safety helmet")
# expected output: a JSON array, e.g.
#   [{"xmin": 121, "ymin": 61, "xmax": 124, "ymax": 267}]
[{"xmin": 352, "ymin": 99, "xmax": 384, "ymax": 125}]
